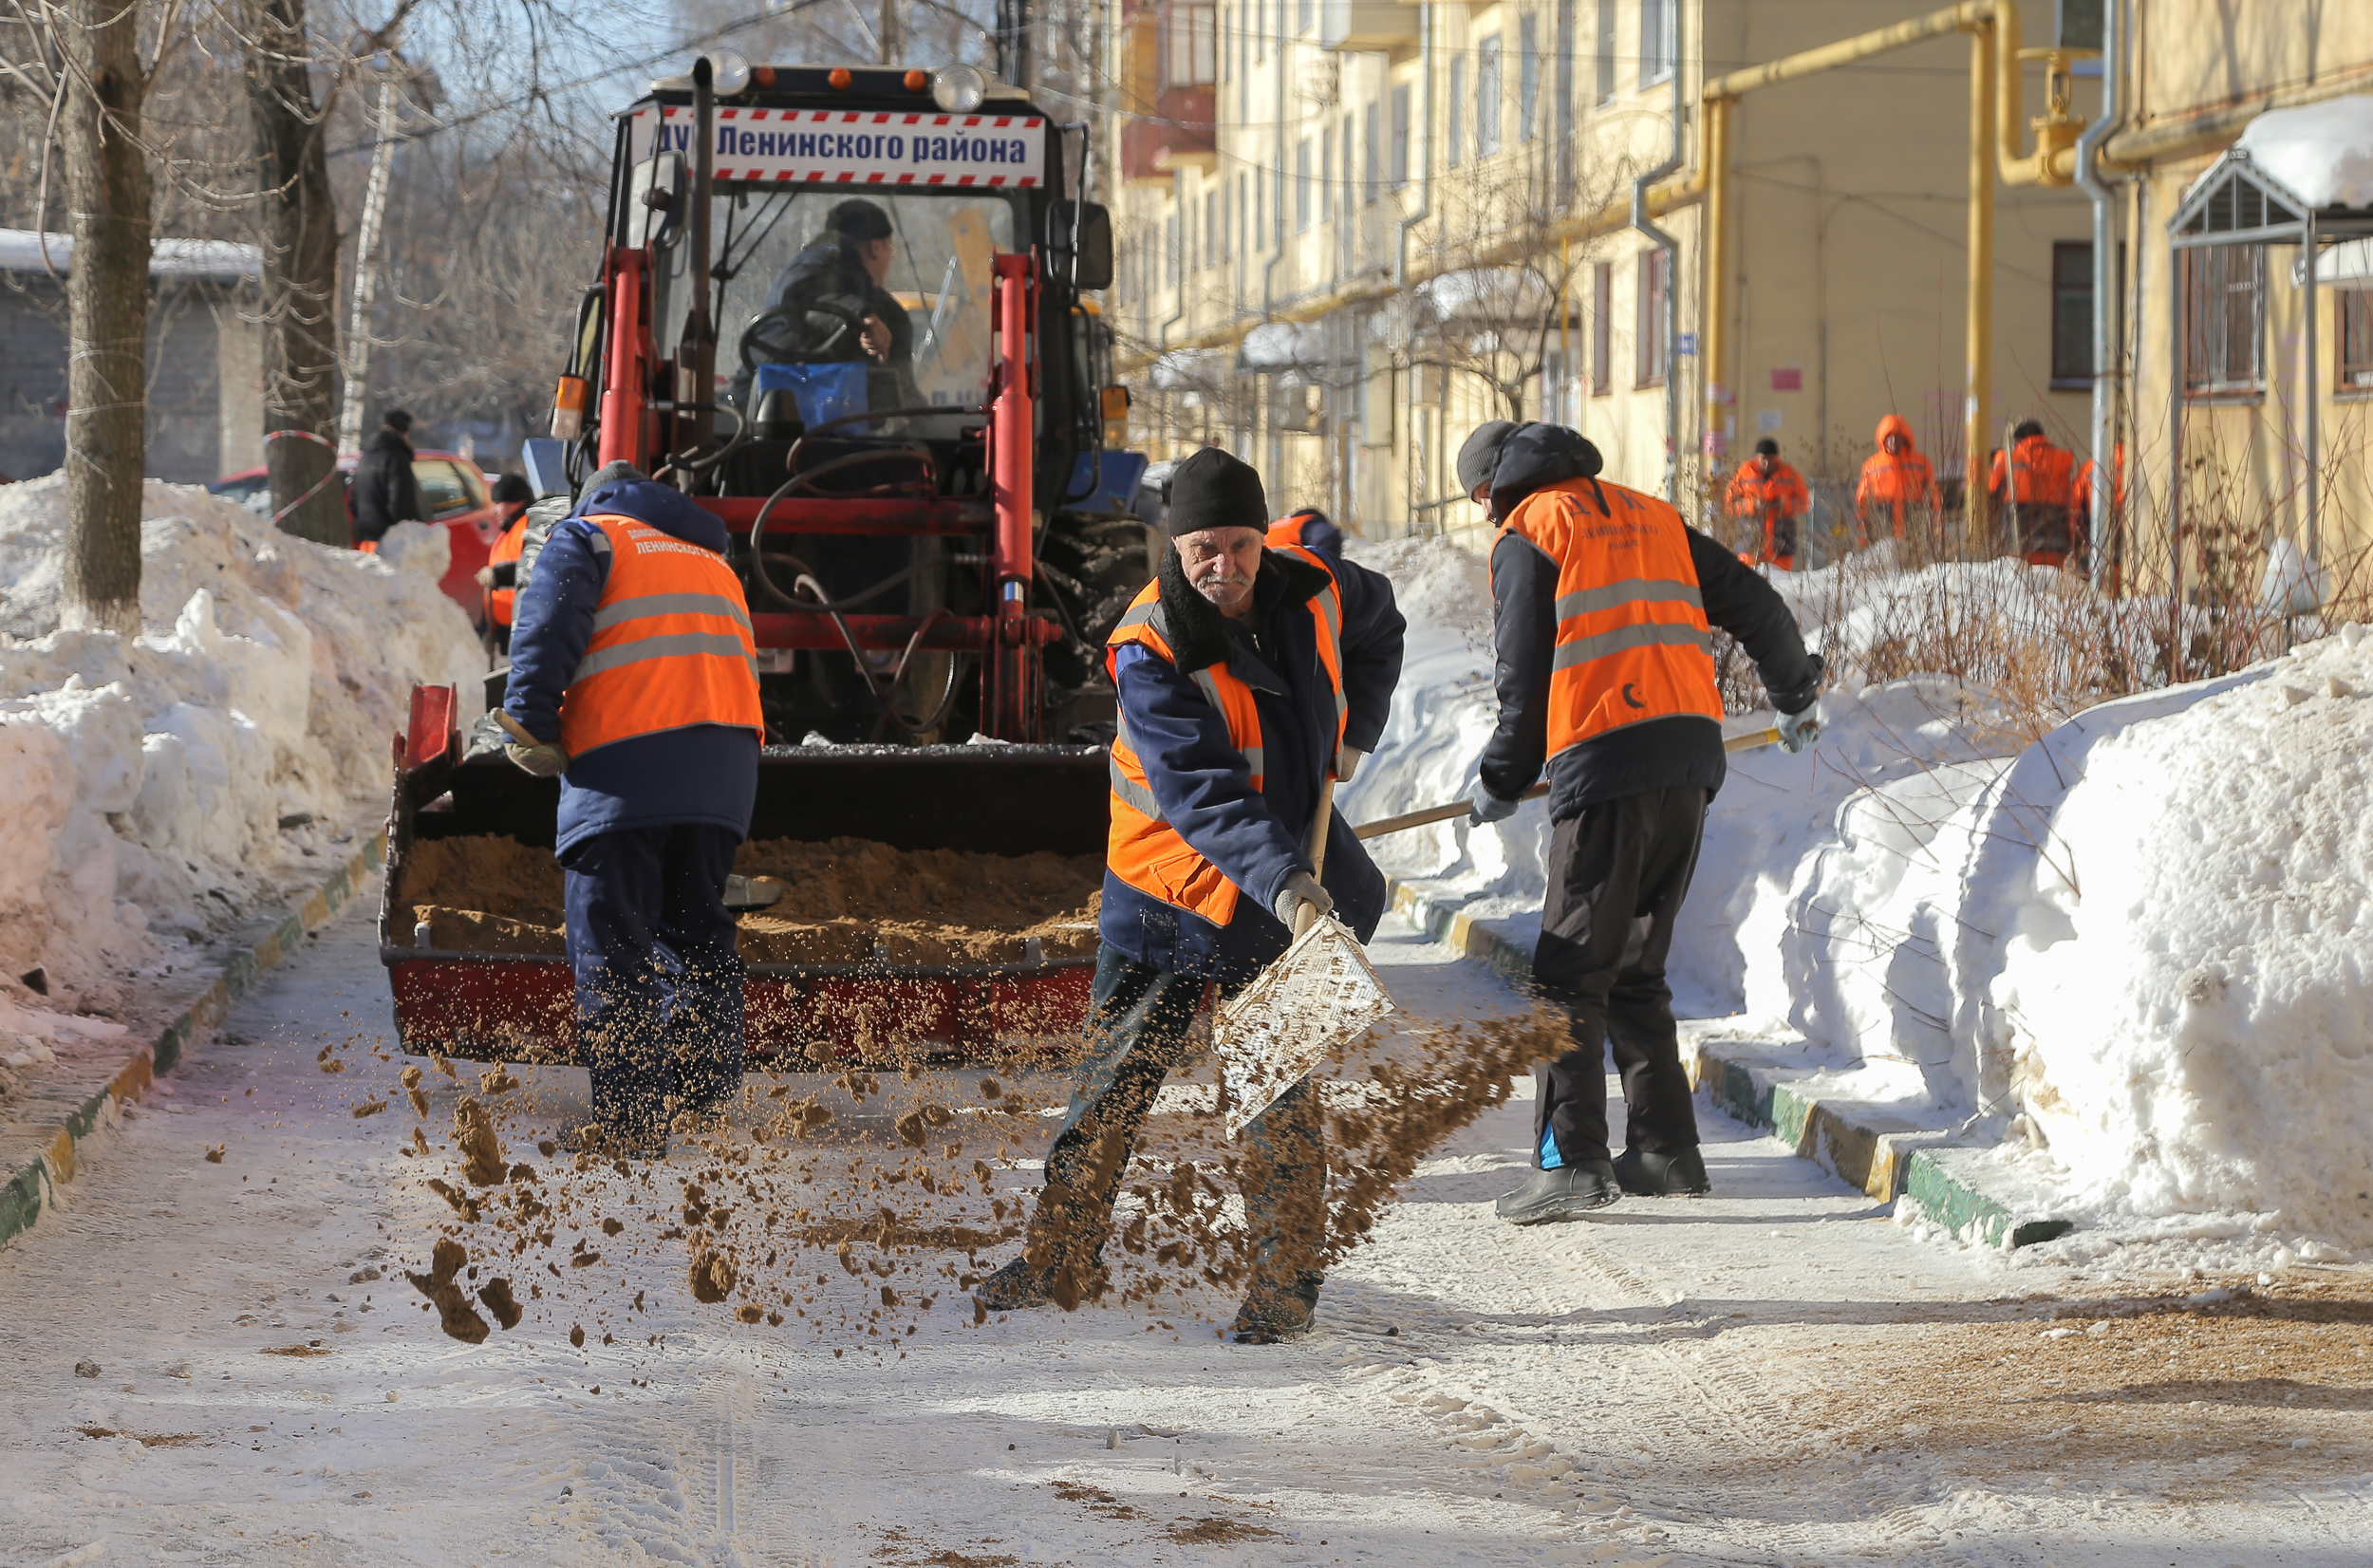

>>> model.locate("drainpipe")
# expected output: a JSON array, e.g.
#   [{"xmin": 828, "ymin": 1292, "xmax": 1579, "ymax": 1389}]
[
  {"xmin": 1263, "ymin": 28, "xmax": 1291, "ymax": 319},
  {"xmin": 1394, "ymin": 5, "xmax": 1434, "ymax": 290},
  {"xmin": 1631, "ymin": 0, "xmax": 1686, "ymax": 503},
  {"xmin": 2072, "ymin": 0, "xmax": 2122, "ymax": 590}
]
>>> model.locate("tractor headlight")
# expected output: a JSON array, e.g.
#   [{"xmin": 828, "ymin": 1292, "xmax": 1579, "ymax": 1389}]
[
  {"xmin": 708, "ymin": 49, "xmax": 753, "ymax": 97},
  {"xmin": 933, "ymin": 63, "xmax": 987, "ymax": 113}
]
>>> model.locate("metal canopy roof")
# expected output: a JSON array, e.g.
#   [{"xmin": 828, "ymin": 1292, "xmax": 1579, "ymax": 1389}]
[{"xmin": 2169, "ymin": 147, "xmax": 2373, "ymax": 249}]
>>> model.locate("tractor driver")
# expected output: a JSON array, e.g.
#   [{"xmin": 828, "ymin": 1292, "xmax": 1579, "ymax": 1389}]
[
  {"xmin": 972, "ymin": 447, "xmax": 1407, "ymax": 1344},
  {"xmin": 735, "ymin": 198, "xmax": 918, "ymax": 415}
]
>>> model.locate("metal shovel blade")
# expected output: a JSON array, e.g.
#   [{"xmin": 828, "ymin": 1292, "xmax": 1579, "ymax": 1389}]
[{"xmin": 1215, "ymin": 913, "xmax": 1397, "ymax": 1139}]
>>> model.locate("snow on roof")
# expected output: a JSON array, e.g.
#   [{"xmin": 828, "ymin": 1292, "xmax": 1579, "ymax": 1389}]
[
  {"xmin": 1238, "ymin": 322, "xmax": 1324, "ymax": 368},
  {"xmin": 1415, "ymin": 267, "xmax": 1554, "ymax": 322},
  {"xmin": 2233, "ymin": 95, "xmax": 2373, "ymax": 212},
  {"xmin": 0, "ymin": 228, "xmax": 263, "ymax": 282}
]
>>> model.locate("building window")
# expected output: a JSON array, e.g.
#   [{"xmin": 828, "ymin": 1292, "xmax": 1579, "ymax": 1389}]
[
  {"xmin": 1390, "ymin": 84, "xmax": 1411, "ymax": 189},
  {"xmin": 1234, "ymin": 173, "xmax": 1245, "ymax": 263},
  {"xmin": 1364, "ymin": 100, "xmax": 1380, "ymax": 202},
  {"xmin": 1594, "ymin": 0, "xmax": 1616, "ymax": 104},
  {"xmin": 1296, "ymin": 0, "xmax": 1311, "ymax": 35},
  {"xmin": 1640, "ymin": 0, "xmax": 1672, "ymax": 85},
  {"xmin": 1448, "ymin": 55, "xmax": 1467, "ymax": 166},
  {"xmin": 1255, "ymin": 165, "xmax": 1266, "ymax": 247},
  {"xmin": 2182, "ymin": 245, "xmax": 2265, "ymax": 397},
  {"xmin": 1320, "ymin": 124, "xmax": 1335, "ymax": 223},
  {"xmin": 1519, "ymin": 15, "xmax": 1540, "ymax": 140},
  {"xmin": 2343, "ymin": 290, "xmax": 2373, "ymax": 393},
  {"xmin": 1162, "ymin": 4, "xmax": 1215, "ymax": 87},
  {"xmin": 1296, "ymin": 138, "xmax": 1312, "ymax": 232},
  {"xmin": 1636, "ymin": 248, "xmax": 1669, "ymax": 386},
  {"xmin": 2051, "ymin": 240, "xmax": 2127, "ymax": 390},
  {"xmin": 1254, "ymin": 0, "xmax": 1264, "ymax": 63},
  {"xmin": 1166, "ymin": 213, "xmax": 1180, "ymax": 289},
  {"xmin": 1477, "ymin": 34, "xmax": 1503, "ymax": 158},
  {"xmin": 1591, "ymin": 261, "xmax": 1612, "ymax": 395},
  {"xmin": 1205, "ymin": 189, "xmax": 1218, "ymax": 269}
]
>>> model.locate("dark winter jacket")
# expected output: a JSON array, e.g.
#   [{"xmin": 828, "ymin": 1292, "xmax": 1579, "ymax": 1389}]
[
  {"xmin": 1481, "ymin": 429, "xmax": 1821, "ymax": 822},
  {"xmin": 503, "ymin": 476, "xmax": 759, "ymax": 858},
  {"xmin": 350, "ymin": 426, "xmax": 422, "ymax": 546},
  {"xmin": 1100, "ymin": 544, "xmax": 1406, "ymax": 981}
]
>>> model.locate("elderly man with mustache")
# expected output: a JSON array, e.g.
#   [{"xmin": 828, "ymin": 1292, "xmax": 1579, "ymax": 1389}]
[{"xmin": 972, "ymin": 446, "xmax": 1405, "ymax": 1343}]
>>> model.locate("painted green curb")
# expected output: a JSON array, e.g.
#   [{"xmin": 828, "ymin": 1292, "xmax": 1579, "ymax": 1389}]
[
  {"xmin": 0, "ymin": 831, "xmax": 385, "ymax": 1254},
  {"xmin": 1385, "ymin": 874, "xmax": 2075, "ymax": 1249}
]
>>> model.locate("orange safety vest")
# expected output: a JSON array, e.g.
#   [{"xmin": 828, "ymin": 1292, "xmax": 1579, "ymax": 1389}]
[
  {"xmin": 488, "ymin": 514, "xmax": 528, "ymax": 628},
  {"xmin": 1990, "ymin": 437, "xmax": 2075, "ymax": 507},
  {"xmin": 1265, "ymin": 512, "xmax": 1318, "ymax": 550},
  {"xmin": 1102, "ymin": 545, "xmax": 1346, "ymax": 928},
  {"xmin": 557, "ymin": 513, "xmax": 765, "ymax": 759},
  {"xmin": 1498, "ymin": 476, "xmax": 1723, "ymax": 756}
]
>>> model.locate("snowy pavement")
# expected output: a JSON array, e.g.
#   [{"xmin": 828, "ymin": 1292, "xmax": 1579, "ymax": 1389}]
[{"xmin": 4, "ymin": 887, "xmax": 2371, "ymax": 1566}]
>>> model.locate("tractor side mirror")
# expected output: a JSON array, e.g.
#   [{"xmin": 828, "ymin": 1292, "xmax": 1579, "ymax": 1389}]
[
  {"xmin": 624, "ymin": 151, "xmax": 685, "ymax": 251},
  {"xmin": 1049, "ymin": 200, "xmax": 1113, "ymax": 290}
]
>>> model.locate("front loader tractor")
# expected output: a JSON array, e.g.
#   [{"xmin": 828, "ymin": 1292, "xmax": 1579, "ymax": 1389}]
[{"xmin": 379, "ymin": 58, "xmax": 1150, "ymax": 1066}]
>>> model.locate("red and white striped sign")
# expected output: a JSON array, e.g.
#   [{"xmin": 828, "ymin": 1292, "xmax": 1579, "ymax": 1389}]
[{"xmin": 629, "ymin": 105, "xmax": 1045, "ymax": 188}]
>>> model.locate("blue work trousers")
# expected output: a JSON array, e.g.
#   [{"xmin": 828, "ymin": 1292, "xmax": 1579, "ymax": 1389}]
[{"xmin": 561, "ymin": 823, "xmax": 746, "ymax": 1138}]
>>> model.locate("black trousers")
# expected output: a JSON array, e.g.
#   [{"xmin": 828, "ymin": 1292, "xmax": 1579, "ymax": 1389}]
[
  {"xmin": 1029, "ymin": 947, "xmax": 1327, "ymax": 1301},
  {"xmin": 1529, "ymin": 785, "xmax": 1709, "ymax": 1168}
]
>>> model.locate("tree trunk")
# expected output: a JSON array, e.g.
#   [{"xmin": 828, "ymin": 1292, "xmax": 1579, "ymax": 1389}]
[
  {"xmin": 59, "ymin": 0, "xmax": 155, "ymax": 636},
  {"xmin": 248, "ymin": 0, "xmax": 346, "ymax": 546}
]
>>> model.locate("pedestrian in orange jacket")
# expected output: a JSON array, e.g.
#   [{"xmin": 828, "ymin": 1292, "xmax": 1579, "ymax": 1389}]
[
  {"xmin": 1853, "ymin": 415, "xmax": 1940, "ymax": 546},
  {"xmin": 1725, "ymin": 439, "xmax": 1810, "ymax": 569},
  {"xmin": 1987, "ymin": 420, "xmax": 2079, "ymax": 567},
  {"xmin": 477, "ymin": 474, "xmax": 535, "ymax": 654}
]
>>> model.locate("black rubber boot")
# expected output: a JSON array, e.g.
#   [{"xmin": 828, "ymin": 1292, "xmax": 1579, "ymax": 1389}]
[
  {"xmin": 1614, "ymin": 1146, "xmax": 1710, "ymax": 1197},
  {"xmin": 971, "ymin": 1256, "xmax": 1056, "ymax": 1313},
  {"xmin": 1230, "ymin": 1274, "xmax": 1320, "ymax": 1344},
  {"xmin": 1493, "ymin": 1162, "xmax": 1619, "ymax": 1224}
]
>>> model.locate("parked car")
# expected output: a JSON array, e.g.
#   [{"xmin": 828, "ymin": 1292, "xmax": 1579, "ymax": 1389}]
[{"xmin": 210, "ymin": 450, "xmax": 501, "ymax": 625}]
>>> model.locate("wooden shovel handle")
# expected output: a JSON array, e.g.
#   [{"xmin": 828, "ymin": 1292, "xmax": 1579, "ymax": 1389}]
[{"xmin": 1349, "ymin": 727, "xmax": 1784, "ymax": 842}]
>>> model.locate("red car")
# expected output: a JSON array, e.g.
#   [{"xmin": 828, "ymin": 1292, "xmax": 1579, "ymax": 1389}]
[{"xmin": 210, "ymin": 450, "xmax": 502, "ymax": 625}]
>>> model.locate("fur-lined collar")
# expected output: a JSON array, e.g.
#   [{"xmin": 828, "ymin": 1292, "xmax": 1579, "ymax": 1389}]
[{"xmin": 1154, "ymin": 546, "xmax": 1335, "ymax": 675}]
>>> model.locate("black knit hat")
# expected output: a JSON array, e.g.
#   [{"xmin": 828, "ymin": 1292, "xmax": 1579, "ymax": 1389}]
[
  {"xmin": 382, "ymin": 407, "xmax": 413, "ymax": 434},
  {"xmin": 828, "ymin": 199, "xmax": 894, "ymax": 241},
  {"xmin": 492, "ymin": 473, "xmax": 534, "ymax": 506},
  {"xmin": 1163, "ymin": 446, "xmax": 1268, "ymax": 535},
  {"xmin": 1754, "ymin": 437, "xmax": 1779, "ymax": 457},
  {"xmin": 1456, "ymin": 420, "xmax": 1522, "ymax": 495}
]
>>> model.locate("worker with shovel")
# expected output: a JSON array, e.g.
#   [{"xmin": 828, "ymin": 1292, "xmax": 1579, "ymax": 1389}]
[
  {"xmin": 973, "ymin": 447, "xmax": 1405, "ymax": 1343},
  {"xmin": 1461, "ymin": 422, "xmax": 1822, "ymax": 1222}
]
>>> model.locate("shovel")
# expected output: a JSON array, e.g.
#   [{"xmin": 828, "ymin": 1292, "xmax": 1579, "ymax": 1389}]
[
  {"xmin": 1350, "ymin": 724, "xmax": 1784, "ymax": 841},
  {"xmin": 1213, "ymin": 776, "xmax": 1398, "ymax": 1139}
]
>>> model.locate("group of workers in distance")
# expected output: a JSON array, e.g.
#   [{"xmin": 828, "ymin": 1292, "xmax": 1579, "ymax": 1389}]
[
  {"xmin": 489, "ymin": 402, "xmax": 1826, "ymax": 1345},
  {"xmin": 1721, "ymin": 414, "xmax": 2119, "ymax": 573}
]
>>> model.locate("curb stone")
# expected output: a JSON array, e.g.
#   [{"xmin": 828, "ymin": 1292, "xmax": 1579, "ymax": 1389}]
[
  {"xmin": 0, "ymin": 831, "xmax": 386, "ymax": 1252},
  {"xmin": 1385, "ymin": 876, "xmax": 2077, "ymax": 1250}
]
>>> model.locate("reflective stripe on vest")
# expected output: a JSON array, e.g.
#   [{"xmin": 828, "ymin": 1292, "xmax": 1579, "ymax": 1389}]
[
  {"xmin": 557, "ymin": 513, "xmax": 764, "ymax": 758},
  {"xmin": 1499, "ymin": 476, "xmax": 1722, "ymax": 758},
  {"xmin": 1101, "ymin": 545, "xmax": 1344, "ymax": 926}
]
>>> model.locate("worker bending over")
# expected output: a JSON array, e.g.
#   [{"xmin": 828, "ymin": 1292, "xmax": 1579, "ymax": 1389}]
[
  {"xmin": 1854, "ymin": 416, "xmax": 1940, "ymax": 548},
  {"xmin": 974, "ymin": 447, "xmax": 1406, "ymax": 1343},
  {"xmin": 1989, "ymin": 420, "xmax": 2080, "ymax": 567},
  {"xmin": 1724, "ymin": 439, "xmax": 1810, "ymax": 569},
  {"xmin": 1463, "ymin": 422, "xmax": 1821, "ymax": 1222},
  {"xmin": 1266, "ymin": 505, "xmax": 1345, "ymax": 560},
  {"xmin": 501, "ymin": 462, "xmax": 765, "ymax": 1159}
]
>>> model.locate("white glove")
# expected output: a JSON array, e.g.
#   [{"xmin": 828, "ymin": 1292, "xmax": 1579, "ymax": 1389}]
[
  {"xmin": 1272, "ymin": 871, "xmax": 1335, "ymax": 935},
  {"xmin": 1467, "ymin": 779, "xmax": 1520, "ymax": 827},
  {"xmin": 1777, "ymin": 701, "xmax": 1821, "ymax": 755},
  {"xmin": 506, "ymin": 740, "xmax": 569, "ymax": 777},
  {"xmin": 1336, "ymin": 748, "xmax": 1366, "ymax": 784}
]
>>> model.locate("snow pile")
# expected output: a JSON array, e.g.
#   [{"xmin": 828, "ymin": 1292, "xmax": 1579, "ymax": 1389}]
[
  {"xmin": 2233, "ymin": 95, "xmax": 2373, "ymax": 210},
  {"xmin": 0, "ymin": 476, "xmax": 481, "ymax": 1018},
  {"xmin": 1351, "ymin": 531, "xmax": 2373, "ymax": 1248}
]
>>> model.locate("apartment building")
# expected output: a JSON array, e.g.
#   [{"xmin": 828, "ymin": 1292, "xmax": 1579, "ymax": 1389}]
[{"xmin": 1108, "ymin": 0, "xmax": 2101, "ymax": 550}]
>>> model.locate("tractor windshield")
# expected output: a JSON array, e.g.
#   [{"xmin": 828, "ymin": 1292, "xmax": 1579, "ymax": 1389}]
[{"xmin": 651, "ymin": 187, "xmax": 1019, "ymax": 442}]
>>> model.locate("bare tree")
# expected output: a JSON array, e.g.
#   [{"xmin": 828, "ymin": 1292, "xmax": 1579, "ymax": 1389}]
[
  {"xmin": 247, "ymin": 0, "xmax": 346, "ymax": 542},
  {"xmin": 52, "ymin": 0, "xmax": 164, "ymax": 633}
]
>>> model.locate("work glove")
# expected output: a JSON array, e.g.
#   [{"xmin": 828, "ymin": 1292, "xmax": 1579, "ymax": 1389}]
[
  {"xmin": 1272, "ymin": 871, "xmax": 1335, "ymax": 936},
  {"xmin": 1336, "ymin": 748, "xmax": 1366, "ymax": 785},
  {"xmin": 1777, "ymin": 700, "xmax": 1822, "ymax": 755},
  {"xmin": 494, "ymin": 710, "xmax": 569, "ymax": 777},
  {"xmin": 1467, "ymin": 779, "xmax": 1521, "ymax": 828}
]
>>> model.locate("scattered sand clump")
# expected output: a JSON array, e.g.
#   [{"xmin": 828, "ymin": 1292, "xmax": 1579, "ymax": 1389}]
[{"xmin": 398, "ymin": 834, "xmax": 1102, "ymax": 965}]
